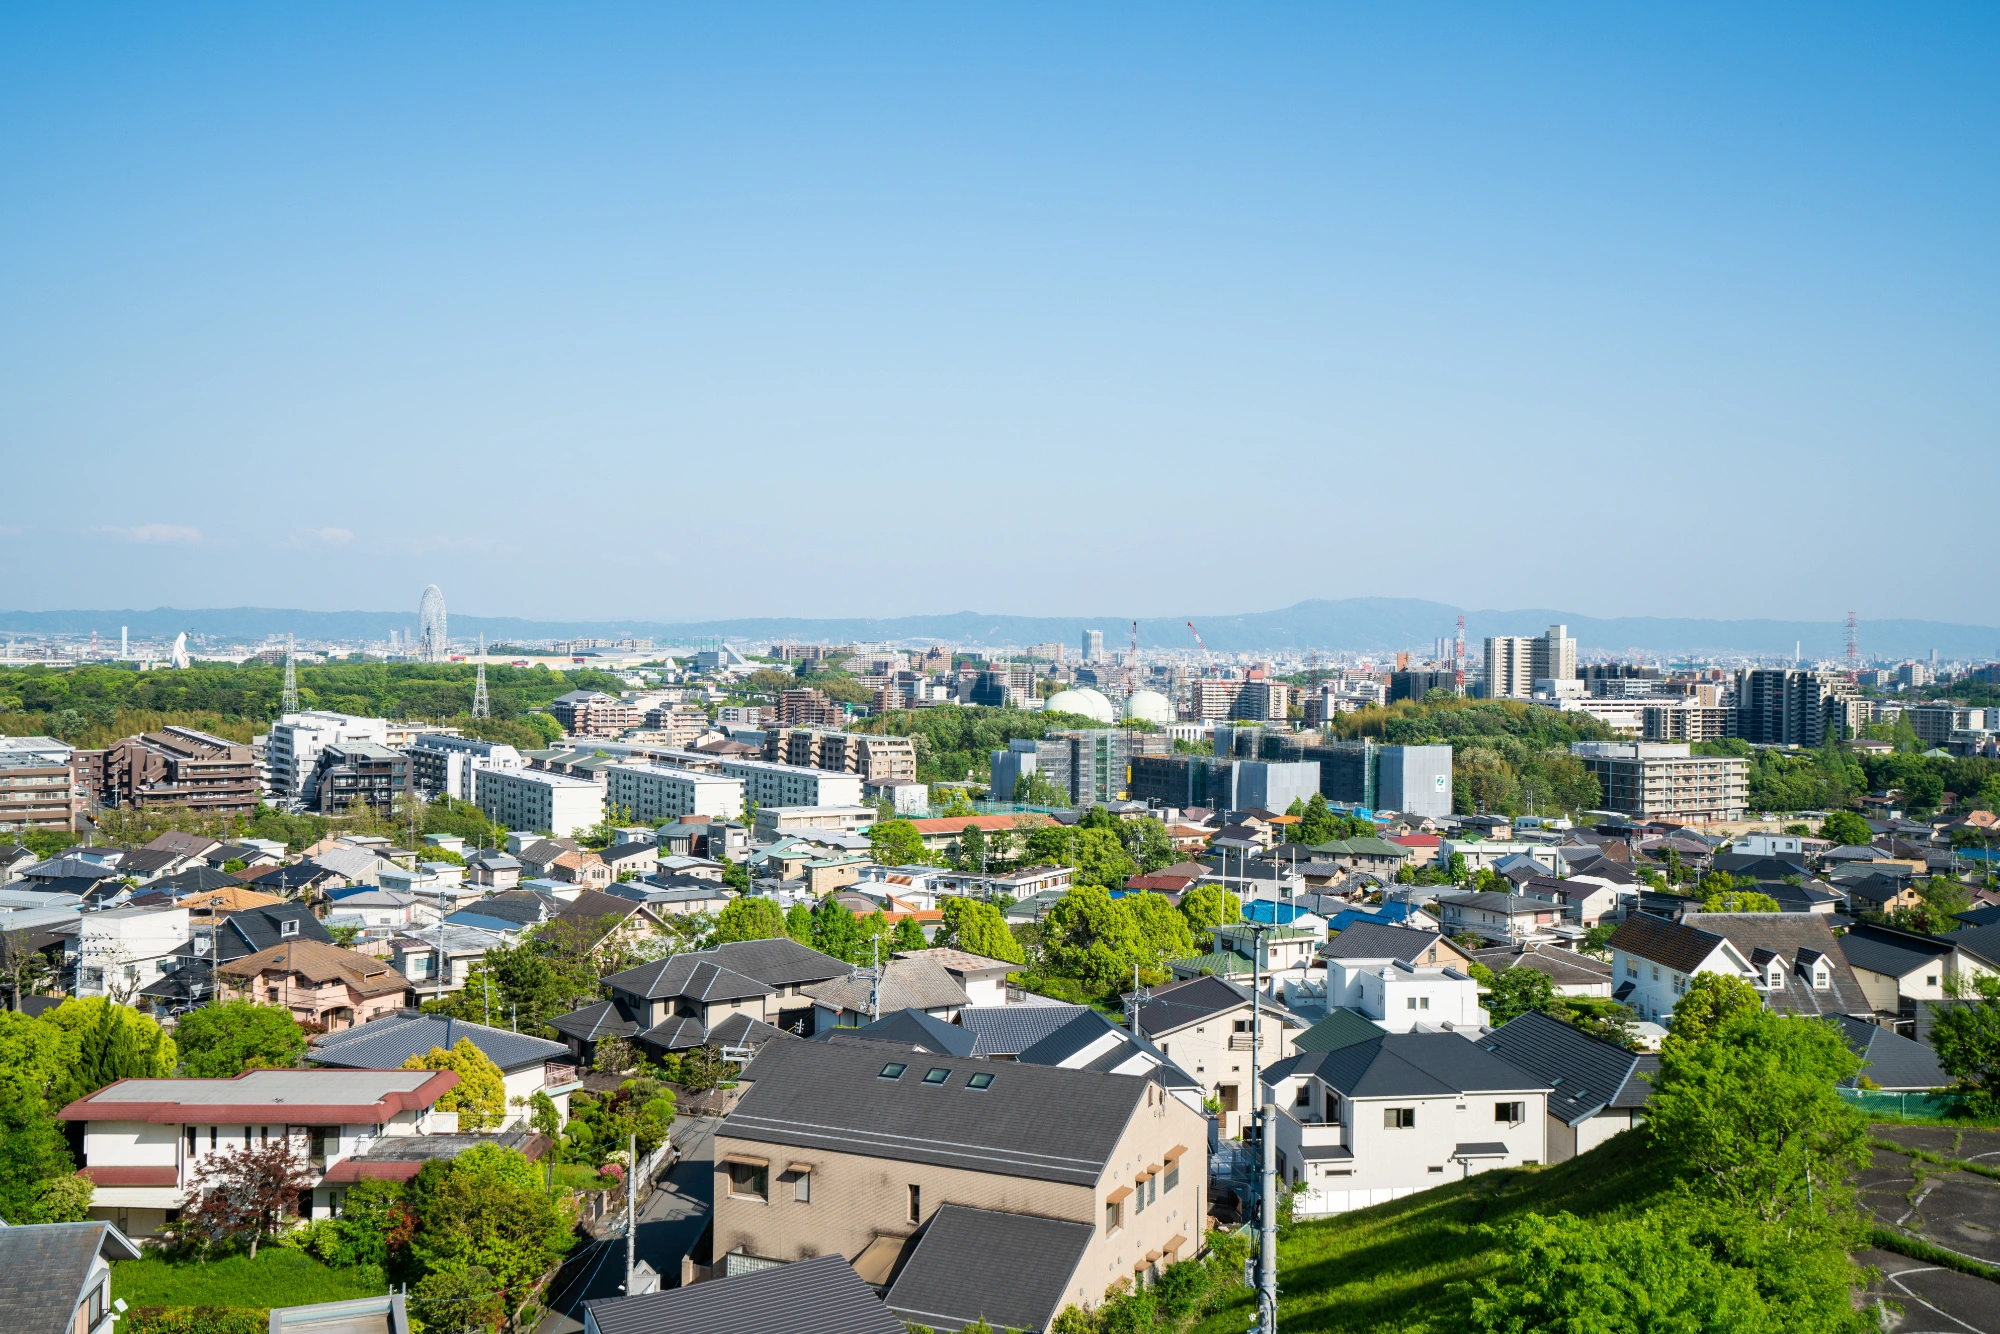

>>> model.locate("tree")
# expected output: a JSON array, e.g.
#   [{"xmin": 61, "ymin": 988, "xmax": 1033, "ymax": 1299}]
[
  {"xmin": 891, "ymin": 915, "xmax": 928, "ymax": 952},
  {"xmin": 712, "ymin": 895, "xmax": 785, "ymax": 944},
  {"xmin": 783, "ymin": 902, "xmax": 815, "ymax": 945},
  {"xmin": 1650, "ymin": 993, "xmax": 1867, "ymax": 1230},
  {"xmin": 1012, "ymin": 770, "xmax": 1065, "ymax": 805},
  {"xmin": 1666, "ymin": 973, "xmax": 1762, "ymax": 1046},
  {"xmin": 869, "ymin": 818, "xmax": 928, "ymax": 867},
  {"xmin": 1118, "ymin": 818, "xmax": 1178, "ymax": 874},
  {"xmin": 1818, "ymin": 811, "xmax": 1874, "ymax": 848},
  {"xmin": 174, "ymin": 1000, "xmax": 308, "ymax": 1077},
  {"xmin": 179, "ymin": 1139, "xmax": 317, "ymax": 1258},
  {"xmin": 1701, "ymin": 889, "xmax": 1781, "ymax": 913},
  {"xmin": 1040, "ymin": 886, "xmax": 1171, "ymax": 997},
  {"xmin": 934, "ymin": 897, "xmax": 1025, "ymax": 964},
  {"xmin": 592, "ymin": 1034, "xmax": 637, "ymax": 1075},
  {"xmin": 0, "ymin": 1079, "xmax": 88, "ymax": 1224},
  {"xmin": 39, "ymin": 997, "xmax": 177, "ymax": 1107},
  {"xmin": 1929, "ymin": 974, "xmax": 2000, "ymax": 1114},
  {"xmin": 812, "ymin": 897, "xmax": 869, "ymax": 965},
  {"xmin": 402, "ymin": 1039, "xmax": 508, "ymax": 1131},
  {"xmin": 1482, "ymin": 967, "xmax": 1562, "ymax": 1026},
  {"xmin": 406, "ymin": 1145, "xmax": 576, "ymax": 1326},
  {"xmin": 0, "ymin": 928, "xmax": 58, "ymax": 1009},
  {"xmin": 1580, "ymin": 923, "xmax": 1618, "ymax": 958},
  {"xmin": 956, "ymin": 822, "xmax": 990, "ymax": 871},
  {"xmin": 1293, "ymin": 793, "xmax": 1338, "ymax": 845},
  {"xmin": 1180, "ymin": 883, "xmax": 1241, "ymax": 931}
]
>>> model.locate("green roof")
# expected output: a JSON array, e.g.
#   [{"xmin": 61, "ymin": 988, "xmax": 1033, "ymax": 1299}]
[
  {"xmin": 1293, "ymin": 1007, "xmax": 1386, "ymax": 1053},
  {"xmin": 1170, "ymin": 951, "xmax": 1254, "ymax": 977},
  {"xmin": 1310, "ymin": 837, "xmax": 1412, "ymax": 859}
]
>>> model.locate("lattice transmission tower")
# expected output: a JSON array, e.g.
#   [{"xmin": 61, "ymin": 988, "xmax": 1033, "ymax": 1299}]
[
  {"xmin": 1846, "ymin": 612, "xmax": 1859, "ymax": 674},
  {"xmin": 282, "ymin": 634, "xmax": 299, "ymax": 713},
  {"xmin": 471, "ymin": 633, "xmax": 490, "ymax": 718}
]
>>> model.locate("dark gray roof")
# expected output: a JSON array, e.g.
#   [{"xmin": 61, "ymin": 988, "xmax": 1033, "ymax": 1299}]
[
  {"xmin": 1319, "ymin": 921, "xmax": 1446, "ymax": 964},
  {"xmin": 583, "ymin": 1254, "xmax": 904, "ymax": 1334},
  {"xmin": 839, "ymin": 1009, "xmax": 977, "ymax": 1057},
  {"xmin": 310, "ymin": 1012, "xmax": 568, "ymax": 1073},
  {"xmin": 1436, "ymin": 890, "xmax": 1555, "ymax": 914},
  {"xmin": 1478, "ymin": 1011, "xmax": 1647, "ymax": 1127},
  {"xmin": 1015, "ymin": 1009, "xmax": 1202, "ymax": 1092},
  {"xmin": 1293, "ymin": 1008, "xmax": 1389, "ymax": 1054},
  {"xmin": 1831, "ymin": 1015, "xmax": 1948, "ymax": 1091},
  {"xmin": 152, "ymin": 865, "xmax": 246, "ymax": 895},
  {"xmin": 0, "ymin": 1220, "xmax": 140, "ymax": 1334},
  {"xmin": 1838, "ymin": 922, "xmax": 1954, "ymax": 979},
  {"xmin": 1606, "ymin": 914, "xmax": 1727, "ymax": 973},
  {"xmin": 220, "ymin": 902, "xmax": 333, "ymax": 961},
  {"xmin": 956, "ymin": 1003, "xmax": 1090, "ymax": 1057},
  {"xmin": 1468, "ymin": 945, "xmax": 1614, "ymax": 990},
  {"xmin": 1943, "ymin": 923, "xmax": 2000, "ymax": 969},
  {"xmin": 1264, "ymin": 1032, "xmax": 1549, "ymax": 1100},
  {"xmin": 1696, "ymin": 914, "xmax": 1873, "ymax": 1017},
  {"xmin": 886, "ymin": 1205, "xmax": 1095, "ymax": 1334},
  {"xmin": 1453, "ymin": 1141, "xmax": 1511, "ymax": 1157},
  {"xmin": 549, "ymin": 999, "xmax": 637, "ymax": 1043},
  {"xmin": 725, "ymin": 1038, "xmax": 1146, "ymax": 1186},
  {"xmin": 639, "ymin": 1012, "xmax": 792, "ymax": 1053},
  {"xmin": 604, "ymin": 938, "xmax": 847, "ymax": 999},
  {"xmin": 1129, "ymin": 974, "xmax": 1257, "ymax": 1034}
]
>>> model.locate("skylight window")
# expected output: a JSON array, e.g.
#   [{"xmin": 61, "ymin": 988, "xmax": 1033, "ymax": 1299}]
[
  {"xmin": 880, "ymin": 1063, "xmax": 907, "ymax": 1080},
  {"xmin": 922, "ymin": 1067, "xmax": 950, "ymax": 1085},
  {"xmin": 967, "ymin": 1072, "xmax": 994, "ymax": 1090}
]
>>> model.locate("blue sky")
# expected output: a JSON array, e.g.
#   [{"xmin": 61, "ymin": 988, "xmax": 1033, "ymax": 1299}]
[{"xmin": 2, "ymin": 4, "xmax": 1994, "ymax": 625}]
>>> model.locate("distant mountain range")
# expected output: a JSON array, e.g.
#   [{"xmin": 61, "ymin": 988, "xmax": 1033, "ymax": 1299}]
[{"xmin": 4, "ymin": 599, "xmax": 1997, "ymax": 660}]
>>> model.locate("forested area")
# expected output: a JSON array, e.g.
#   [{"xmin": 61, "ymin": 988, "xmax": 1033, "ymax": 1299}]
[
  {"xmin": 1693, "ymin": 737, "xmax": 2000, "ymax": 816},
  {"xmin": 0, "ymin": 661, "xmax": 623, "ymax": 749}
]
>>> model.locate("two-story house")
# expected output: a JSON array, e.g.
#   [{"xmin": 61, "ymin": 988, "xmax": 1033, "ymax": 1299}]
[
  {"xmin": 1435, "ymin": 890, "xmax": 1565, "ymax": 945},
  {"xmin": 0, "ymin": 1219, "xmax": 142, "ymax": 1334},
  {"xmin": 1838, "ymin": 921, "xmax": 1958, "ymax": 1025},
  {"xmin": 1476, "ymin": 1010, "xmax": 1657, "ymax": 1163},
  {"xmin": 1609, "ymin": 911, "xmax": 1873, "ymax": 1024},
  {"xmin": 1126, "ymin": 974, "xmax": 1307, "ymax": 1138},
  {"xmin": 712, "ymin": 1039, "xmax": 1208, "ymax": 1327},
  {"xmin": 804, "ymin": 957, "xmax": 969, "ymax": 1029},
  {"xmin": 60, "ymin": 1068, "xmax": 461, "ymax": 1236},
  {"xmin": 1169, "ymin": 923, "xmax": 1322, "ymax": 989},
  {"xmin": 569, "ymin": 936, "xmax": 850, "ymax": 1058},
  {"xmin": 1260, "ymin": 1032, "xmax": 1551, "ymax": 1217},
  {"xmin": 215, "ymin": 939, "xmax": 411, "ymax": 1030},
  {"xmin": 309, "ymin": 1012, "xmax": 582, "ymax": 1127}
]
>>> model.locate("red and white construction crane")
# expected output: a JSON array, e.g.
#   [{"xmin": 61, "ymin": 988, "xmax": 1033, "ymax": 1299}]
[{"xmin": 1187, "ymin": 621, "xmax": 1214, "ymax": 673}]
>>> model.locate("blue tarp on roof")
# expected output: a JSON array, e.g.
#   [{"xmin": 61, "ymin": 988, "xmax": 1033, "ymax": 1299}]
[{"xmin": 1326, "ymin": 902, "xmax": 1425, "ymax": 932}]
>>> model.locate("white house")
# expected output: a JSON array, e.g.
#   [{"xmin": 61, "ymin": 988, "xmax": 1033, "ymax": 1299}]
[
  {"xmin": 1127, "ymin": 974, "xmax": 1308, "ymax": 1140},
  {"xmin": 1353, "ymin": 961, "xmax": 1489, "ymax": 1033},
  {"xmin": 60, "ymin": 1068, "xmax": 461, "ymax": 1236},
  {"xmin": 898, "ymin": 947, "xmax": 1015, "ymax": 1007},
  {"xmin": 1262, "ymin": 1032, "xmax": 1551, "ymax": 1216},
  {"xmin": 73, "ymin": 906, "xmax": 190, "ymax": 1002},
  {"xmin": 1608, "ymin": 911, "xmax": 1875, "ymax": 1025}
]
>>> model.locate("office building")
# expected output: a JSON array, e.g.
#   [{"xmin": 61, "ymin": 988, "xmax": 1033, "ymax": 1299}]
[
  {"xmin": 1283, "ymin": 738, "xmax": 1453, "ymax": 819},
  {"xmin": 551, "ymin": 690, "xmax": 640, "ymax": 738},
  {"xmin": 990, "ymin": 737, "xmax": 1072, "ymax": 804},
  {"xmin": 604, "ymin": 762, "xmax": 744, "ymax": 824},
  {"xmin": 988, "ymin": 729, "xmax": 1161, "ymax": 806},
  {"xmin": 404, "ymin": 733, "xmax": 524, "ymax": 800},
  {"xmin": 1736, "ymin": 670, "xmax": 1856, "ymax": 747},
  {"xmin": 1570, "ymin": 742, "xmax": 1749, "ymax": 822},
  {"xmin": 1484, "ymin": 625, "xmax": 1576, "ymax": 700},
  {"xmin": 474, "ymin": 768, "xmax": 606, "ymax": 837},
  {"xmin": 1388, "ymin": 670, "xmax": 1456, "ymax": 704},
  {"xmin": 266, "ymin": 711, "xmax": 389, "ymax": 803},
  {"xmin": 1082, "ymin": 628, "xmax": 1104, "ymax": 662}
]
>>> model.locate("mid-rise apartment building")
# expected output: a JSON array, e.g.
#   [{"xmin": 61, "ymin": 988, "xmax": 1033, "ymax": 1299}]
[
  {"xmin": 404, "ymin": 733, "xmax": 524, "ymax": 800},
  {"xmin": 1187, "ymin": 679, "xmax": 1244, "ymax": 720},
  {"xmin": 1233, "ymin": 680, "xmax": 1291, "ymax": 722},
  {"xmin": 1570, "ymin": 741, "xmax": 1749, "ymax": 822},
  {"xmin": 763, "ymin": 729, "xmax": 917, "ymax": 783},
  {"xmin": 0, "ymin": 735, "xmax": 83, "ymax": 832},
  {"xmin": 603, "ymin": 761, "xmax": 744, "ymax": 824},
  {"xmin": 266, "ymin": 711, "xmax": 389, "ymax": 803},
  {"xmin": 308, "ymin": 742, "xmax": 409, "ymax": 814},
  {"xmin": 79, "ymin": 728, "xmax": 262, "ymax": 814},
  {"xmin": 778, "ymin": 688, "xmax": 847, "ymax": 728},
  {"xmin": 1910, "ymin": 705, "xmax": 1989, "ymax": 747},
  {"xmin": 473, "ymin": 767, "xmax": 605, "ymax": 837},
  {"xmin": 550, "ymin": 690, "xmax": 640, "ymax": 738},
  {"xmin": 1640, "ymin": 704, "xmax": 1736, "ymax": 743}
]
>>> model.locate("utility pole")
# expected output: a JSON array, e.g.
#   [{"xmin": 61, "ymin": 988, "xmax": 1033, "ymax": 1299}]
[
  {"xmin": 624, "ymin": 1130, "xmax": 637, "ymax": 1293},
  {"xmin": 1249, "ymin": 921, "xmax": 1277, "ymax": 1334}
]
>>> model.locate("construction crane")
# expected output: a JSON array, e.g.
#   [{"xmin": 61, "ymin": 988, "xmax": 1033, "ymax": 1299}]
[
  {"xmin": 1187, "ymin": 621, "xmax": 1213, "ymax": 673},
  {"xmin": 1130, "ymin": 620, "xmax": 1139, "ymax": 669}
]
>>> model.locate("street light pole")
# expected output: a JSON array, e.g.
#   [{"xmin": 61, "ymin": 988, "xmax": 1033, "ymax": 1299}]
[{"xmin": 1249, "ymin": 921, "xmax": 1277, "ymax": 1334}]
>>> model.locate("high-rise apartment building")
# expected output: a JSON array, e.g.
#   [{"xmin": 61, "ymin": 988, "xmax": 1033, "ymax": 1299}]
[
  {"xmin": 1188, "ymin": 679, "xmax": 1244, "ymax": 720},
  {"xmin": 1910, "ymin": 705, "xmax": 1989, "ymax": 747},
  {"xmin": 1082, "ymin": 629, "xmax": 1104, "ymax": 662},
  {"xmin": 1736, "ymin": 670, "xmax": 1857, "ymax": 747},
  {"xmin": 1483, "ymin": 625, "xmax": 1576, "ymax": 699}
]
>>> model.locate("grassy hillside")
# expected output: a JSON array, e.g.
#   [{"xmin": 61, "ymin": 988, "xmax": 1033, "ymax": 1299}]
[{"xmin": 1194, "ymin": 1132, "xmax": 1670, "ymax": 1333}]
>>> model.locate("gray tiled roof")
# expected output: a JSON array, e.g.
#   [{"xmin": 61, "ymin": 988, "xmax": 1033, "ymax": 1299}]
[
  {"xmin": 220, "ymin": 902, "xmax": 333, "ymax": 961},
  {"xmin": 604, "ymin": 938, "xmax": 848, "ymax": 999},
  {"xmin": 1694, "ymin": 914, "xmax": 1873, "ymax": 1017},
  {"xmin": 1605, "ymin": 914, "xmax": 1727, "ymax": 974},
  {"xmin": 1264, "ymin": 1032, "xmax": 1549, "ymax": 1100},
  {"xmin": 1831, "ymin": 1015, "xmax": 1947, "ymax": 1091},
  {"xmin": 840, "ymin": 1009, "xmax": 978, "ymax": 1057},
  {"xmin": 1319, "ymin": 921, "xmax": 1446, "ymax": 964},
  {"xmin": 1478, "ymin": 1010, "xmax": 1648, "ymax": 1126},
  {"xmin": 549, "ymin": 999, "xmax": 637, "ymax": 1043},
  {"xmin": 956, "ymin": 1003, "xmax": 1089, "ymax": 1057},
  {"xmin": 1015, "ymin": 1008, "xmax": 1203, "ymax": 1092},
  {"xmin": 725, "ymin": 1039, "xmax": 1146, "ymax": 1186},
  {"xmin": 1129, "ymin": 974, "xmax": 1261, "ymax": 1034},
  {"xmin": 0, "ymin": 1220, "xmax": 139, "ymax": 1334},
  {"xmin": 309, "ymin": 1012, "xmax": 567, "ymax": 1074},
  {"xmin": 585, "ymin": 1254, "xmax": 904, "ymax": 1334},
  {"xmin": 1839, "ymin": 922, "xmax": 1953, "ymax": 980},
  {"xmin": 886, "ymin": 1205, "xmax": 1095, "ymax": 1334},
  {"xmin": 802, "ymin": 959, "xmax": 969, "ymax": 1015}
]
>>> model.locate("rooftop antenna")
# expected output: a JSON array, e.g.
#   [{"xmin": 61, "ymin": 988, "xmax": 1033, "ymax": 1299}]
[
  {"xmin": 282, "ymin": 634, "xmax": 299, "ymax": 714},
  {"xmin": 472, "ymin": 633, "xmax": 490, "ymax": 718}
]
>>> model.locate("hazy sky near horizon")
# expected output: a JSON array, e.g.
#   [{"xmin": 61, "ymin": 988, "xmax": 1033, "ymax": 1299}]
[{"xmin": 3, "ymin": 5, "xmax": 1995, "ymax": 626}]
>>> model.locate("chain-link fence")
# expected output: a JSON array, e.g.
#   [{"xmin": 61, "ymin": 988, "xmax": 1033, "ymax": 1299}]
[{"xmin": 1839, "ymin": 1089, "xmax": 1968, "ymax": 1120}]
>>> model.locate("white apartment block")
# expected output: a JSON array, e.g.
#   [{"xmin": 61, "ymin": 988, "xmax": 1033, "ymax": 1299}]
[
  {"xmin": 267, "ymin": 711, "xmax": 389, "ymax": 802},
  {"xmin": 717, "ymin": 756, "xmax": 864, "ymax": 808},
  {"xmin": 1484, "ymin": 625, "xmax": 1576, "ymax": 701},
  {"xmin": 1570, "ymin": 742, "xmax": 1749, "ymax": 823},
  {"xmin": 474, "ymin": 767, "xmax": 605, "ymax": 838},
  {"xmin": 604, "ymin": 761, "xmax": 744, "ymax": 825},
  {"xmin": 404, "ymin": 733, "xmax": 524, "ymax": 800}
]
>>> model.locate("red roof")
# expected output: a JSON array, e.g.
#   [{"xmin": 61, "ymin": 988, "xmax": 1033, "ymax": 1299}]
[
  {"xmin": 60, "ymin": 1069, "xmax": 460, "ymax": 1124},
  {"xmin": 320, "ymin": 1160, "xmax": 427, "ymax": 1184},
  {"xmin": 81, "ymin": 1165, "xmax": 178, "ymax": 1187},
  {"xmin": 907, "ymin": 814, "xmax": 1057, "ymax": 835},
  {"xmin": 1387, "ymin": 834, "xmax": 1440, "ymax": 849}
]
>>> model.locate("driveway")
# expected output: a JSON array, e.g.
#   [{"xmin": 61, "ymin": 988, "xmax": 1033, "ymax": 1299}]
[{"xmin": 534, "ymin": 1116, "xmax": 719, "ymax": 1334}]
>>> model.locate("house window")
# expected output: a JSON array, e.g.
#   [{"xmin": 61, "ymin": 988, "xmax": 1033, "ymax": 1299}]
[
  {"xmin": 1134, "ymin": 1177, "xmax": 1147, "ymax": 1214},
  {"xmin": 1814, "ymin": 969, "xmax": 1829, "ymax": 990},
  {"xmin": 1105, "ymin": 1199, "xmax": 1122, "ymax": 1234},
  {"xmin": 795, "ymin": 1171, "xmax": 811, "ymax": 1203},
  {"xmin": 185, "ymin": 1126, "xmax": 196, "ymax": 1154},
  {"xmin": 1928, "ymin": 975, "xmax": 1940, "ymax": 987},
  {"xmin": 1495, "ymin": 1102, "xmax": 1525, "ymax": 1125},
  {"xmin": 1165, "ymin": 1161, "xmax": 1180, "ymax": 1192},
  {"xmin": 87, "ymin": 1281, "xmax": 106, "ymax": 1326},
  {"xmin": 1385, "ymin": 1107, "xmax": 1416, "ymax": 1129},
  {"xmin": 907, "ymin": 1184, "xmax": 921, "ymax": 1224},
  {"xmin": 1295, "ymin": 1084, "xmax": 1311, "ymax": 1106},
  {"xmin": 728, "ymin": 1162, "xmax": 768, "ymax": 1200}
]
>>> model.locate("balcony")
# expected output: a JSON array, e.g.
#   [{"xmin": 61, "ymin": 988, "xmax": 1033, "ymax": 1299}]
[
  {"xmin": 544, "ymin": 1061, "xmax": 581, "ymax": 1089},
  {"xmin": 1227, "ymin": 1033, "xmax": 1263, "ymax": 1051}
]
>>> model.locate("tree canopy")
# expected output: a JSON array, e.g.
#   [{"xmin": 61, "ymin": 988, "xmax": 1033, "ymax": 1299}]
[
  {"xmin": 402, "ymin": 1039, "xmax": 508, "ymax": 1131},
  {"xmin": 935, "ymin": 897, "xmax": 1026, "ymax": 964},
  {"xmin": 174, "ymin": 999, "xmax": 308, "ymax": 1077}
]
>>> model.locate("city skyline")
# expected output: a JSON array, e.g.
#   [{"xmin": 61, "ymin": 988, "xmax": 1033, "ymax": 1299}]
[{"xmin": 3, "ymin": 5, "xmax": 1996, "ymax": 621}]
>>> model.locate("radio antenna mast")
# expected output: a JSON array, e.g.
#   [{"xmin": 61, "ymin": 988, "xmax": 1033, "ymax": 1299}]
[
  {"xmin": 282, "ymin": 634, "xmax": 299, "ymax": 713},
  {"xmin": 472, "ymin": 633, "xmax": 490, "ymax": 717}
]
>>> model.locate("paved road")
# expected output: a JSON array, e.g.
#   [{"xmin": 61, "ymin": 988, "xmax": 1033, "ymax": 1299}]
[{"xmin": 534, "ymin": 1117, "xmax": 719, "ymax": 1334}]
